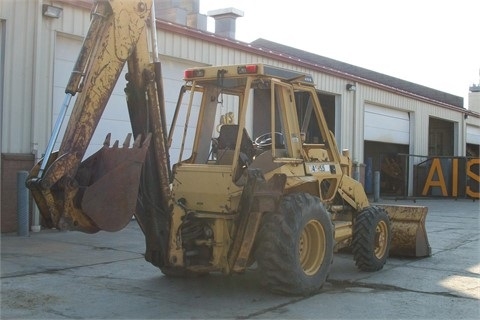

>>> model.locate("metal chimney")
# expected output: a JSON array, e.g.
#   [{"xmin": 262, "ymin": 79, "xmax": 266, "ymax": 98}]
[
  {"xmin": 155, "ymin": 0, "xmax": 207, "ymax": 31},
  {"xmin": 207, "ymin": 7, "xmax": 244, "ymax": 39}
]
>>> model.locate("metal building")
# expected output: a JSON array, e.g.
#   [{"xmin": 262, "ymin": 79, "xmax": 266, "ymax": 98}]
[{"xmin": 1, "ymin": 0, "xmax": 479, "ymax": 232}]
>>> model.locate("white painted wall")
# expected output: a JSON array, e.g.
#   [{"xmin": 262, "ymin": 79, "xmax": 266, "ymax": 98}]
[{"xmin": 1, "ymin": 0, "xmax": 478, "ymax": 163}]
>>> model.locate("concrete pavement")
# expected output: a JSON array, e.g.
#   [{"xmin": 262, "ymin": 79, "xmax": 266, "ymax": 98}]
[{"xmin": 1, "ymin": 198, "xmax": 479, "ymax": 319}]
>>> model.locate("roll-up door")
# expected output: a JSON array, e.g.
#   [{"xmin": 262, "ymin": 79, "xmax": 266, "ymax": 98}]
[
  {"xmin": 364, "ymin": 104, "xmax": 409, "ymax": 145},
  {"xmin": 53, "ymin": 35, "xmax": 197, "ymax": 160},
  {"xmin": 53, "ymin": 35, "xmax": 130, "ymax": 158},
  {"xmin": 466, "ymin": 125, "xmax": 480, "ymax": 145}
]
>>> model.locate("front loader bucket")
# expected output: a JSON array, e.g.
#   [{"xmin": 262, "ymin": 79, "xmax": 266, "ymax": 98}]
[{"xmin": 378, "ymin": 205, "xmax": 431, "ymax": 257}]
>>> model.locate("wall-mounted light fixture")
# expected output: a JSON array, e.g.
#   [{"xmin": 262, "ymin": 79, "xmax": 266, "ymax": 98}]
[
  {"xmin": 464, "ymin": 113, "xmax": 469, "ymax": 119},
  {"xmin": 346, "ymin": 84, "xmax": 356, "ymax": 92},
  {"xmin": 42, "ymin": 4, "xmax": 63, "ymax": 18}
]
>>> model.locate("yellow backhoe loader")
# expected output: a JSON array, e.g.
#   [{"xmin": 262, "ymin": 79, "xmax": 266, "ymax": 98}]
[{"xmin": 27, "ymin": 0, "xmax": 430, "ymax": 295}]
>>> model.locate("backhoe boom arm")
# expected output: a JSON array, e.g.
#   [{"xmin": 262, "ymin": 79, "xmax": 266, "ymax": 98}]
[{"xmin": 26, "ymin": 0, "xmax": 171, "ymax": 254}]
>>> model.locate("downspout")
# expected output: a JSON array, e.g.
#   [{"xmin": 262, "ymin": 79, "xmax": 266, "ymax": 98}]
[
  {"xmin": 460, "ymin": 112, "xmax": 467, "ymax": 157},
  {"xmin": 30, "ymin": 0, "xmax": 43, "ymax": 232},
  {"xmin": 351, "ymin": 81, "xmax": 359, "ymax": 180},
  {"xmin": 0, "ymin": 20, "xmax": 5, "ymax": 210}
]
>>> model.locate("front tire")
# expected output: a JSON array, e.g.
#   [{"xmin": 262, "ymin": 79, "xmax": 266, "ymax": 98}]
[
  {"xmin": 254, "ymin": 193, "xmax": 334, "ymax": 296},
  {"xmin": 352, "ymin": 206, "xmax": 391, "ymax": 271}
]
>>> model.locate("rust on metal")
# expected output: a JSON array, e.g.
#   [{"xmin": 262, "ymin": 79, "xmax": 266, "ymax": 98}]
[
  {"xmin": 229, "ymin": 170, "xmax": 286, "ymax": 271},
  {"xmin": 78, "ymin": 133, "xmax": 152, "ymax": 231},
  {"xmin": 27, "ymin": 133, "xmax": 152, "ymax": 232},
  {"xmin": 378, "ymin": 205, "xmax": 431, "ymax": 257},
  {"xmin": 232, "ymin": 210, "xmax": 262, "ymax": 272}
]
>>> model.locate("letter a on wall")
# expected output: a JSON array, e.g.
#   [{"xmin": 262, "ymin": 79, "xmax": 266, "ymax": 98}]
[{"xmin": 422, "ymin": 158, "xmax": 448, "ymax": 196}]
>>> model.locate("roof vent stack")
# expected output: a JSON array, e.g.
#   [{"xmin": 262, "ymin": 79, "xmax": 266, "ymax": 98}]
[
  {"xmin": 155, "ymin": 0, "xmax": 207, "ymax": 31},
  {"xmin": 468, "ymin": 69, "xmax": 480, "ymax": 112},
  {"xmin": 207, "ymin": 8, "xmax": 244, "ymax": 39}
]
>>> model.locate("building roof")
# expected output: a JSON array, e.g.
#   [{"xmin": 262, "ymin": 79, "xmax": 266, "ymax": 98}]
[
  {"xmin": 56, "ymin": 0, "xmax": 464, "ymax": 110},
  {"xmin": 251, "ymin": 39, "xmax": 463, "ymax": 109}
]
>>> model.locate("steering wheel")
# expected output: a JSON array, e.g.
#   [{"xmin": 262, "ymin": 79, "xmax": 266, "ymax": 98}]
[{"xmin": 254, "ymin": 132, "xmax": 284, "ymax": 149}]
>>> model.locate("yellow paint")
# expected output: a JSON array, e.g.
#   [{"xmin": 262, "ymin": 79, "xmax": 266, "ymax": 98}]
[
  {"xmin": 466, "ymin": 158, "xmax": 480, "ymax": 198},
  {"xmin": 422, "ymin": 158, "xmax": 447, "ymax": 196},
  {"xmin": 452, "ymin": 158, "xmax": 458, "ymax": 197},
  {"xmin": 421, "ymin": 157, "xmax": 480, "ymax": 199}
]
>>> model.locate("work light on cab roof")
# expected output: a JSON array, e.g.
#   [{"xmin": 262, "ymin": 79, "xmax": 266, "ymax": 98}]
[{"xmin": 184, "ymin": 64, "xmax": 260, "ymax": 80}]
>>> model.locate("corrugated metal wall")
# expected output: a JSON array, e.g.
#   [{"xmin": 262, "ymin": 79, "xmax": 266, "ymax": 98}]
[
  {"xmin": 1, "ymin": 1, "xmax": 479, "ymax": 231},
  {"xmin": 1, "ymin": 0, "xmax": 478, "ymax": 175},
  {"xmin": 1, "ymin": 0, "xmax": 38, "ymax": 154},
  {"xmin": 0, "ymin": 1, "xmax": 91, "ymax": 156}
]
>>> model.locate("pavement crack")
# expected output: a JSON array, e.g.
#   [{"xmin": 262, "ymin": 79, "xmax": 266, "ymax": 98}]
[
  {"xmin": 236, "ymin": 297, "xmax": 305, "ymax": 319},
  {"xmin": 327, "ymin": 279, "xmax": 478, "ymax": 300},
  {"xmin": 432, "ymin": 234, "xmax": 479, "ymax": 252},
  {"xmin": 0, "ymin": 256, "xmax": 143, "ymax": 279}
]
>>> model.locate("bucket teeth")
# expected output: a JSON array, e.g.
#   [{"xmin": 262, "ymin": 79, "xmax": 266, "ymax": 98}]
[
  {"xmin": 142, "ymin": 133, "xmax": 152, "ymax": 149},
  {"xmin": 103, "ymin": 133, "xmax": 112, "ymax": 147},
  {"xmin": 102, "ymin": 133, "xmax": 152, "ymax": 149},
  {"xmin": 133, "ymin": 134, "xmax": 142, "ymax": 148},
  {"xmin": 123, "ymin": 133, "xmax": 132, "ymax": 148}
]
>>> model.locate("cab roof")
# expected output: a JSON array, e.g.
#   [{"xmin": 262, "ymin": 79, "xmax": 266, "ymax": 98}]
[{"xmin": 184, "ymin": 64, "xmax": 315, "ymax": 86}]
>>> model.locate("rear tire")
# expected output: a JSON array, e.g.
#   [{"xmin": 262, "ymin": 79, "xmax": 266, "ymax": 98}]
[
  {"xmin": 352, "ymin": 206, "xmax": 391, "ymax": 271},
  {"xmin": 254, "ymin": 193, "xmax": 334, "ymax": 296}
]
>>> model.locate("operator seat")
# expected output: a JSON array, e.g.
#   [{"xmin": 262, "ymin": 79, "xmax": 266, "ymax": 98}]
[
  {"xmin": 217, "ymin": 124, "xmax": 239, "ymax": 152},
  {"xmin": 216, "ymin": 125, "xmax": 255, "ymax": 169}
]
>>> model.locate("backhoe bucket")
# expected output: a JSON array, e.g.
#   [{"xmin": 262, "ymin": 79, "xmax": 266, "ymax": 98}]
[
  {"xmin": 27, "ymin": 133, "xmax": 151, "ymax": 233},
  {"xmin": 378, "ymin": 205, "xmax": 431, "ymax": 257},
  {"xmin": 76, "ymin": 133, "xmax": 152, "ymax": 232}
]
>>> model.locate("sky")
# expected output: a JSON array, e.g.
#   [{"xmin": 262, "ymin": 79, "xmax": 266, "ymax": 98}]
[{"xmin": 199, "ymin": 0, "xmax": 480, "ymax": 108}]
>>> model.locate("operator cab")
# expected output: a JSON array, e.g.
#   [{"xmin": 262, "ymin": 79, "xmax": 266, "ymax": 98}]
[{"xmin": 169, "ymin": 64, "xmax": 343, "ymax": 205}]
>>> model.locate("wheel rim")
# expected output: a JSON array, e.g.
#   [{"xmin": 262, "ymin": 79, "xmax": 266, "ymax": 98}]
[
  {"xmin": 299, "ymin": 220, "xmax": 326, "ymax": 276},
  {"xmin": 374, "ymin": 220, "xmax": 389, "ymax": 259}
]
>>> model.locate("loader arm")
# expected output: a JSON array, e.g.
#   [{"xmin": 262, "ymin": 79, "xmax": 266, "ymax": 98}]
[{"xmin": 26, "ymin": 0, "xmax": 171, "ymax": 264}]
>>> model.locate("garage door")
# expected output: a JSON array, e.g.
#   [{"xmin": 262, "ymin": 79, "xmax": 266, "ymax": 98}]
[
  {"xmin": 364, "ymin": 104, "xmax": 410, "ymax": 145},
  {"xmin": 53, "ymin": 35, "xmax": 131, "ymax": 158},
  {"xmin": 53, "ymin": 35, "xmax": 198, "ymax": 160},
  {"xmin": 466, "ymin": 124, "xmax": 480, "ymax": 145}
]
